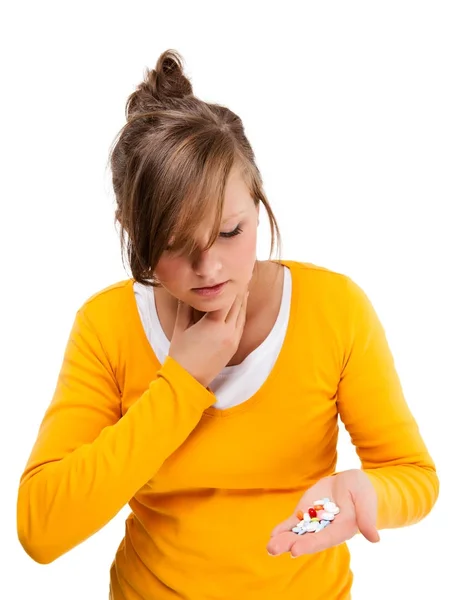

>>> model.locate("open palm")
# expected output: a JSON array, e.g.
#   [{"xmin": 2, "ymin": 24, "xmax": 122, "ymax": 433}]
[{"xmin": 266, "ymin": 469, "xmax": 380, "ymax": 558}]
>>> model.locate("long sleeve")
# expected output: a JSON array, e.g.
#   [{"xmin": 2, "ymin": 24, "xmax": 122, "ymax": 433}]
[
  {"xmin": 17, "ymin": 307, "xmax": 215, "ymax": 565},
  {"xmin": 336, "ymin": 276, "xmax": 439, "ymax": 530}
]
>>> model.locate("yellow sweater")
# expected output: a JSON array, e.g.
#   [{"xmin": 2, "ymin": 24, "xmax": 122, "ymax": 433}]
[{"xmin": 17, "ymin": 260, "xmax": 439, "ymax": 599}]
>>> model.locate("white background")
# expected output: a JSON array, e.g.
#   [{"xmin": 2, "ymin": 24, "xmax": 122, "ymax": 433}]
[{"xmin": 2, "ymin": 1, "xmax": 456, "ymax": 598}]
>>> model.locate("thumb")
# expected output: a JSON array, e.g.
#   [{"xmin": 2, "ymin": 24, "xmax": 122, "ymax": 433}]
[
  {"xmin": 173, "ymin": 300, "xmax": 192, "ymax": 333},
  {"xmin": 352, "ymin": 485, "xmax": 380, "ymax": 543}
]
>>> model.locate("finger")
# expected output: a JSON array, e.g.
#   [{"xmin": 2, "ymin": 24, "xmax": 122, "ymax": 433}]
[
  {"xmin": 235, "ymin": 291, "xmax": 249, "ymax": 330},
  {"xmin": 267, "ymin": 516, "xmax": 356, "ymax": 557},
  {"xmin": 224, "ymin": 293, "xmax": 243, "ymax": 324},
  {"xmin": 173, "ymin": 300, "xmax": 192, "ymax": 333},
  {"xmin": 288, "ymin": 518, "xmax": 356, "ymax": 557},
  {"xmin": 266, "ymin": 531, "xmax": 298, "ymax": 556},
  {"xmin": 352, "ymin": 486, "xmax": 380, "ymax": 543},
  {"xmin": 269, "ymin": 513, "xmax": 299, "ymax": 538}
]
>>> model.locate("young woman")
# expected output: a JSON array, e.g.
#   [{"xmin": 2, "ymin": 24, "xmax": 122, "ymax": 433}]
[{"xmin": 17, "ymin": 49, "xmax": 439, "ymax": 600}]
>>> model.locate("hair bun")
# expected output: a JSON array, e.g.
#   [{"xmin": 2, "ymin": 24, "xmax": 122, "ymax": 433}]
[{"xmin": 126, "ymin": 49, "xmax": 193, "ymax": 118}]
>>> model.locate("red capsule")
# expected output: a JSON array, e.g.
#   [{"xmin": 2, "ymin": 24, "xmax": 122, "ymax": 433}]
[{"xmin": 308, "ymin": 507, "xmax": 317, "ymax": 518}]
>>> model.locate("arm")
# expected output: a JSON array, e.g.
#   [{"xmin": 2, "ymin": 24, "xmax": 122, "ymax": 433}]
[
  {"xmin": 336, "ymin": 276, "xmax": 439, "ymax": 530},
  {"xmin": 17, "ymin": 306, "xmax": 215, "ymax": 564}
]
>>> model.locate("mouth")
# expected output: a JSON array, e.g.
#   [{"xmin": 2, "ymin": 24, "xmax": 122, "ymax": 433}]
[{"xmin": 192, "ymin": 281, "xmax": 228, "ymax": 296}]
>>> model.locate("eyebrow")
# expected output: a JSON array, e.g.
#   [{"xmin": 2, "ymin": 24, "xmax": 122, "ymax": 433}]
[{"xmin": 221, "ymin": 210, "xmax": 246, "ymax": 223}]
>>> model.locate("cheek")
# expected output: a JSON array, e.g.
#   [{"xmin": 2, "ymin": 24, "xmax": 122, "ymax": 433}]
[
  {"xmin": 226, "ymin": 228, "xmax": 257, "ymax": 275},
  {"xmin": 154, "ymin": 256, "xmax": 184, "ymax": 284},
  {"xmin": 238, "ymin": 225, "xmax": 257, "ymax": 255}
]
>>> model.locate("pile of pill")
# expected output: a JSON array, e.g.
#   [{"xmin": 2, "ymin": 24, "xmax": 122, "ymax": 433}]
[{"xmin": 291, "ymin": 498, "xmax": 340, "ymax": 535}]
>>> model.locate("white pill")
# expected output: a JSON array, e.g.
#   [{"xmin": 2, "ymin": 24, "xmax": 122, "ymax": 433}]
[
  {"xmin": 297, "ymin": 514, "xmax": 310, "ymax": 524},
  {"xmin": 323, "ymin": 501, "xmax": 339, "ymax": 514},
  {"xmin": 321, "ymin": 511, "xmax": 335, "ymax": 521},
  {"xmin": 313, "ymin": 499, "xmax": 326, "ymax": 506},
  {"xmin": 306, "ymin": 521, "xmax": 319, "ymax": 532}
]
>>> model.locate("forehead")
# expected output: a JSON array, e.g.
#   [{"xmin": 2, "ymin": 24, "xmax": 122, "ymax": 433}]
[
  {"xmin": 218, "ymin": 168, "xmax": 253, "ymax": 217},
  {"xmin": 224, "ymin": 167, "xmax": 251, "ymax": 200}
]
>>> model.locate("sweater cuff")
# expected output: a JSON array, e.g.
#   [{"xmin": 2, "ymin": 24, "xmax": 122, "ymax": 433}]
[{"xmin": 158, "ymin": 355, "xmax": 216, "ymax": 410}]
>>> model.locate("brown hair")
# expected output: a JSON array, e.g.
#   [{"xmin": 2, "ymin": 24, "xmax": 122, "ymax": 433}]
[{"xmin": 107, "ymin": 49, "xmax": 282, "ymax": 287}]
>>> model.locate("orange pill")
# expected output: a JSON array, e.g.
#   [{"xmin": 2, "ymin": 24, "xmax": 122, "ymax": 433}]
[{"xmin": 296, "ymin": 510, "xmax": 304, "ymax": 520}]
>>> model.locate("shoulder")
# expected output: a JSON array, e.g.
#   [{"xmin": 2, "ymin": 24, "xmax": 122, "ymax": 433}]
[
  {"xmin": 282, "ymin": 259, "xmax": 369, "ymax": 315},
  {"xmin": 283, "ymin": 260, "xmax": 379, "ymax": 353},
  {"xmin": 79, "ymin": 279, "xmax": 133, "ymax": 310},
  {"xmin": 75, "ymin": 279, "xmax": 137, "ymax": 333},
  {"xmin": 281, "ymin": 259, "xmax": 352, "ymax": 291},
  {"xmin": 82, "ymin": 279, "xmax": 133, "ymax": 305}
]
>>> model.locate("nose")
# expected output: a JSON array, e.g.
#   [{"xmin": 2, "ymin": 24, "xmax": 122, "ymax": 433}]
[{"xmin": 192, "ymin": 245, "xmax": 222, "ymax": 279}]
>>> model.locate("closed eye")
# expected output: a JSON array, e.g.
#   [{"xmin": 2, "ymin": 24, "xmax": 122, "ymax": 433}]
[
  {"xmin": 165, "ymin": 224, "xmax": 243, "ymax": 253},
  {"xmin": 220, "ymin": 225, "xmax": 243, "ymax": 238}
]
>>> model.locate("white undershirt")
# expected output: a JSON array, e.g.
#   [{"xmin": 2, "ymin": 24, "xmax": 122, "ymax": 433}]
[{"xmin": 133, "ymin": 267, "xmax": 292, "ymax": 410}]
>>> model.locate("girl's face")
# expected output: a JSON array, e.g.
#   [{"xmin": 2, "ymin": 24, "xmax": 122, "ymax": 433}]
[{"xmin": 153, "ymin": 167, "xmax": 259, "ymax": 312}]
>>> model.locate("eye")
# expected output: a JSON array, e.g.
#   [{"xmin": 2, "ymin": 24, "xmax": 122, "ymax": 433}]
[
  {"xmin": 220, "ymin": 225, "xmax": 243, "ymax": 239},
  {"xmin": 165, "ymin": 224, "xmax": 242, "ymax": 253}
]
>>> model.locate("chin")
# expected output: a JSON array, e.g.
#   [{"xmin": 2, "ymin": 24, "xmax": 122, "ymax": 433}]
[
  {"xmin": 187, "ymin": 287, "xmax": 233, "ymax": 312},
  {"xmin": 189, "ymin": 296, "xmax": 227, "ymax": 312}
]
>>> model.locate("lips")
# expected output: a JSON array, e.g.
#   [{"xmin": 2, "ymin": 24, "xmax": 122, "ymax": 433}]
[
  {"xmin": 193, "ymin": 282, "xmax": 225, "ymax": 290},
  {"xmin": 191, "ymin": 281, "xmax": 228, "ymax": 297}
]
